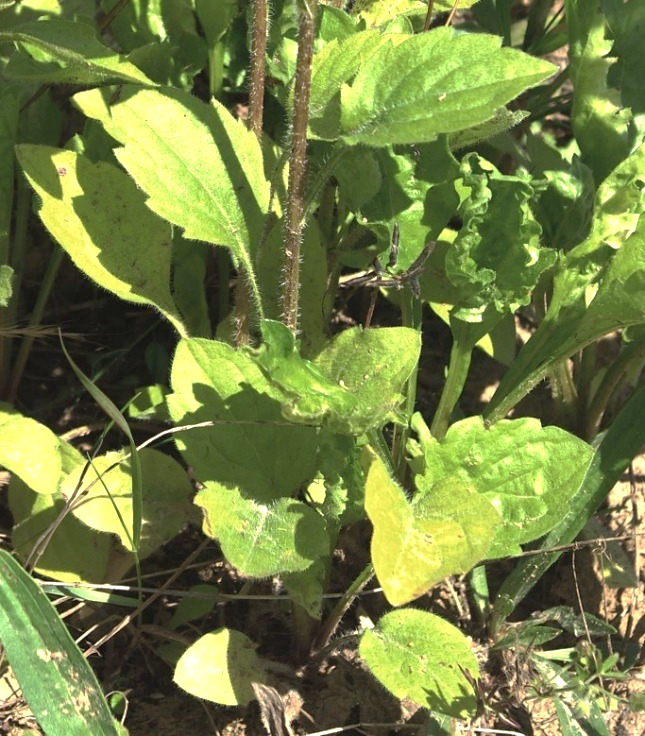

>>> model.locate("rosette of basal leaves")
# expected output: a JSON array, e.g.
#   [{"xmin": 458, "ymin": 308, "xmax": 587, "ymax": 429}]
[
  {"xmin": 446, "ymin": 153, "xmax": 556, "ymax": 323},
  {"xmin": 73, "ymin": 85, "xmax": 270, "ymax": 321},
  {"xmin": 254, "ymin": 320, "xmax": 421, "ymax": 434},
  {"xmin": 409, "ymin": 415, "xmax": 595, "ymax": 559}
]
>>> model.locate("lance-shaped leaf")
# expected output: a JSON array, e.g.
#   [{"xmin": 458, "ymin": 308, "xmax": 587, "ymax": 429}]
[
  {"xmin": 359, "ymin": 608, "xmax": 480, "ymax": 718},
  {"xmin": 61, "ymin": 448, "xmax": 193, "ymax": 558},
  {"xmin": 339, "ymin": 27, "xmax": 555, "ymax": 146},
  {"xmin": 174, "ymin": 629, "xmax": 269, "ymax": 706},
  {"xmin": 73, "ymin": 86, "xmax": 270, "ymax": 316},
  {"xmin": 168, "ymin": 338, "xmax": 319, "ymax": 502},
  {"xmin": 254, "ymin": 321, "xmax": 420, "ymax": 433},
  {"xmin": 195, "ymin": 481, "xmax": 329, "ymax": 577},
  {"xmin": 364, "ymin": 448, "xmax": 500, "ymax": 606},
  {"xmin": 0, "ymin": 20, "xmax": 155, "ymax": 85},
  {"xmin": 412, "ymin": 416, "xmax": 594, "ymax": 557},
  {"xmin": 17, "ymin": 145, "xmax": 187, "ymax": 336},
  {"xmin": 0, "ymin": 405, "xmax": 82, "ymax": 496},
  {"xmin": 0, "ymin": 550, "xmax": 121, "ymax": 736},
  {"xmin": 446, "ymin": 153, "xmax": 555, "ymax": 322}
]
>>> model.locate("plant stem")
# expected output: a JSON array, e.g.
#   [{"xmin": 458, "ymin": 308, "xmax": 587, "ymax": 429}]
[
  {"xmin": 235, "ymin": 0, "xmax": 269, "ymax": 345},
  {"xmin": 549, "ymin": 359, "xmax": 578, "ymax": 429},
  {"xmin": 523, "ymin": 0, "xmax": 554, "ymax": 51},
  {"xmin": 468, "ymin": 565, "xmax": 490, "ymax": 624},
  {"xmin": 391, "ymin": 286, "xmax": 423, "ymax": 477},
  {"xmin": 208, "ymin": 40, "xmax": 226, "ymax": 99},
  {"xmin": 313, "ymin": 562, "xmax": 374, "ymax": 654},
  {"xmin": 423, "ymin": 0, "xmax": 435, "ymax": 31},
  {"xmin": 585, "ymin": 340, "xmax": 645, "ymax": 442},
  {"xmin": 8, "ymin": 247, "xmax": 64, "ymax": 402},
  {"xmin": 282, "ymin": 0, "xmax": 317, "ymax": 333},
  {"xmin": 430, "ymin": 335, "xmax": 472, "ymax": 440}
]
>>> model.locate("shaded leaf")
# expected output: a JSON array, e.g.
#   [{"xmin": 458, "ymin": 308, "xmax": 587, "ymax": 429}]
[
  {"xmin": 168, "ymin": 338, "xmax": 319, "ymax": 502},
  {"xmin": 360, "ymin": 608, "xmax": 479, "ymax": 718},
  {"xmin": 0, "ymin": 19, "xmax": 154, "ymax": 85},
  {"xmin": 196, "ymin": 481, "xmax": 329, "ymax": 577}
]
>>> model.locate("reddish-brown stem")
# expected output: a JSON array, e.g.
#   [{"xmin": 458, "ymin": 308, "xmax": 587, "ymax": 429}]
[
  {"xmin": 282, "ymin": 0, "xmax": 316, "ymax": 333},
  {"xmin": 235, "ymin": 0, "xmax": 269, "ymax": 346},
  {"xmin": 423, "ymin": 0, "xmax": 435, "ymax": 31}
]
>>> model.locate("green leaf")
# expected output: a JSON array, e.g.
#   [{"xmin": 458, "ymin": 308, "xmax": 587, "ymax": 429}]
[
  {"xmin": 446, "ymin": 153, "xmax": 555, "ymax": 321},
  {"xmin": 0, "ymin": 405, "xmax": 82, "ymax": 495},
  {"xmin": 567, "ymin": 0, "xmax": 634, "ymax": 181},
  {"xmin": 60, "ymin": 448, "xmax": 193, "ymax": 558},
  {"xmin": 255, "ymin": 321, "xmax": 421, "ymax": 434},
  {"xmin": 173, "ymin": 629, "xmax": 269, "ymax": 706},
  {"xmin": 73, "ymin": 85, "xmax": 270, "ymax": 318},
  {"xmin": 194, "ymin": 0, "xmax": 238, "ymax": 45},
  {"xmin": 196, "ymin": 481, "xmax": 329, "ymax": 577},
  {"xmin": 491, "ymin": 385, "xmax": 645, "ymax": 630},
  {"xmin": 359, "ymin": 608, "xmax": 480, "ymax": 718},
  {"xmin": 168, "ymin": 338, "xmax": 319, "ymax": 502},
  {"xmin": 16, "ymin": 145, "xmax": 187, "ymax": 336},
  {"xmin": 339, "ymin": 28, "xmax": 555, "ymax": 146},
  {"xmin": 0, "ymin": 264, "xmax": 12, "ymax": 307},
  {"xmin": 0, "ymin": 20, "xmax": 155, "ymax": 85},
  {"xmin": 0, "ymin": 84, "xmax": 20, "ymax": 260},
  {"xmin": 172, "ymin": 232, "xmax": 211, "ymax": 339},
  {"xmin": 0, "ymin": 549, "xmax": 121, "ymax": 736},
  {"xmin": 412, "ymin": 416, "xmax": 594, "ymax": 557},
  {"xmin": 364, "ymin": 447, "xmax": 500, "ymax": 606},
  {"xmin": 10, "ymin": 477, "xmax": 114, "ymax": 584},
  {"xmin": 603, "ymin": 0, "xmax": 645, "ymax": 114},
  {"xmin": 169, "ymin": 584, "xmax": 218, "ymax": 629}
]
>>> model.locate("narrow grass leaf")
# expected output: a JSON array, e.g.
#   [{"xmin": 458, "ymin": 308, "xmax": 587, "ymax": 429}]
[{"xmin": 0, "ymin": 549, "xmax": 120, "ymax": 736}]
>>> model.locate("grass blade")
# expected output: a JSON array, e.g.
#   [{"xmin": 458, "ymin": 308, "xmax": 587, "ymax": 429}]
[{"xmin": 0, "ymin": 550, "xmax": 120, "ymax": 736}]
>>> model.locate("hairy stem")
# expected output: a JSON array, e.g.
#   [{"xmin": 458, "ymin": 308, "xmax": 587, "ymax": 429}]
[{"xmin": 282, "ymin": 0, "xmax": 317, "ymax": 333}]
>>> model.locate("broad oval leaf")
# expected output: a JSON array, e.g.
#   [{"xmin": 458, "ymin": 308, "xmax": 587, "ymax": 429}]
[
  {"xmin": 412, "ymin": 416, "xmax": 594, "ymax": 557},
  {"xmin": 359, "ymin": 608, "xmax": 480, "ymax": 718},
  {"xmin": 174, "ymin": 629, "xmax": 269, "ymax": 706},
  {"xmin": 0, "ymin": 20, "xmax": 155, "ymax": 85},
  {"xmin": 168, "ymin": 338, "xmax": 319, "ymax": 502},
  {"xmin": 73, "ymin": 85, "xmax": 270, "ymax": 316},
  {"xmin": 339, "ymin": 28, "xmax": 555, "ymax": 145},
  {"xmin": 196, "ymin": 481, "xmax": 329, "ymax": 577},
  {"xmin": 0, "ymin": 550, "xmax": 121, "ymax": 736},
  {"xmin": 365, "ymin": 447, "xmax": 500, "ymax": 606},
  {"xmin": 61, "ymin": 448, "xmax": 193, "ymax": 558},
  {"xmin": 0, "ymin": 405, "xmax": 82, "ymax": 496},
  {"xmin": 16, "ymin": 145, "xmax": 186, "ymax": 336}
]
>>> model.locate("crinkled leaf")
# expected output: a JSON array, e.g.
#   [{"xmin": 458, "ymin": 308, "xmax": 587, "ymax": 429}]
[
  {"xmin": 0, "ymin": 20, "xmax": 155, "ymax": 85},
  {"xmin": 10, "ymin": 477, "xmax": 114, "ymax": 584},
  {"xmin": 196, "ymin": 482, "xmax": 329, "ymax": 577},
  {"xmin": 567, "ymin": 0, "xmax": 634, "ymax": 181},
  {"xmin": 174, "ymin": 629, "xmax": 269, "ymax": 706},
  {"xmin": 255, "ymin": 321, "xmax": 420, "ymax": 433},
  {"xmin": 17, "ymin": 145, "xmax": 186, "ymax": 335},
  {"xmin": 359, "ymin": 608, "xmax": 479, "ymax": 718},
  {"xmin": 358, "ymin": 140, "xmax": 459, "ymax": 271},
  {"xmin": 364, "ymin": 447, "xmax": 500, "ymax": 606},
  {"xmin": 168, "ymin": 338, "xmax": 319, "ymax": 502},
  {"xmin": 0, "ymin": 550, "xmax": 121, "ymax": 736},
  {"xmin": 0, "ymin": 405, "xmax": 82, "ymax": 496},
  {"xmin": 73, "ymin": 86, "xmax": 270, "ymax": 316},
  {"xmin": 339, "ymin": 28, "xmax": 555, "ymax": 146},
  {"xmin": 412, "ymin": 416, "xmax": 594, "ymax": 557},
  {"xmin": 61, "ymin": 448, "xmax": 193, "ymax": 558},
  {"xmin": 446, "ymin": 154, "xmax": 555, "ymax": 321}
]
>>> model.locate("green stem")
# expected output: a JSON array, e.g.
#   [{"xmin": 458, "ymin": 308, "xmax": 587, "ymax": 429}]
[
  {"xmin": 8, "ymin": 247, "xmax": 64, "ymax": 402},
  {"xmin": 208, "ymin": 40, "xmax": 226, "ymax": 99},
  {"xmin": 468, "ymin": 565, "xmax": 490, "ymax": 624},
  {"xmin": 523, "ymin": 0, "xmax": 554, "ymax": 51},
  {"xmin": 391, "ymin": 286, "xmax": 422, "ymax": 476},
  {"xmin": 282, "ymin": 0, "xmax": 317, "ymax": 333},
  {"xmin": 430, "ymin": 335, "xmax": 472, "ymax": 441},
  {"xmin": 313, "ymin": 562, "xmax": 374, "ymax": 654},
  {"xmin": 549, "ymin": 359, "xmax": 578, "ymax": 429}
]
